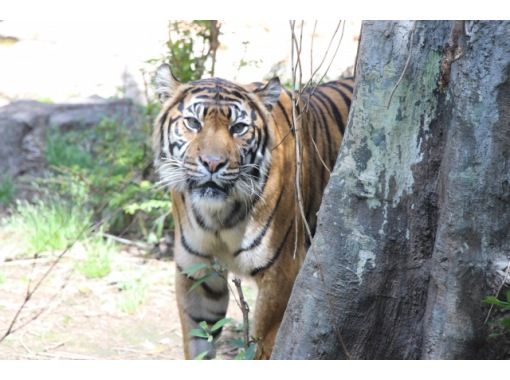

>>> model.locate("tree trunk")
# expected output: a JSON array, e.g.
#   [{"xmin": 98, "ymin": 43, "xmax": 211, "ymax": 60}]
[{"xmin": 272, "ymin": 20, "xmax": 510, "ymax": 360}]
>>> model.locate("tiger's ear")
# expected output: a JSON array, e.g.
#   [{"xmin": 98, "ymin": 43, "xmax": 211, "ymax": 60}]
[
  {"xmin": 254, "ymin": 77, "xmax": 281, "ymax": 111},
  {"xmin": 154, "ymin": 63, "xmax": 181, "ymax": 104}
]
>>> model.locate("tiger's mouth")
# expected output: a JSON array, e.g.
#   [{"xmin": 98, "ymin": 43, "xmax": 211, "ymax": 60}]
[{"xmin": 192, "ymin": 180, "xmax": 230, "ymax": 198}]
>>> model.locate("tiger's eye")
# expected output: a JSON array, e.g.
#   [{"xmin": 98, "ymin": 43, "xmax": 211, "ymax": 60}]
[
  {"xmin": 185, "ymin": 117, "xmax": 202, "ymax": 132},
  {"xmin": 230, "ymin": 122, "xmax": 249, "ymax": 136}
]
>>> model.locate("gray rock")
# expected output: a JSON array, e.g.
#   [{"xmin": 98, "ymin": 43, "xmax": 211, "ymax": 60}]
[{"xmin": 0, "ymin": 98, "xmax": 142, "ymax": 178}]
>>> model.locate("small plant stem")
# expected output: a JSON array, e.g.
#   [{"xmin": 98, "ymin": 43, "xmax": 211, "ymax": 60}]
[{"xmin": 232, "ymin": 277, "xmax": 250, "ymax": 349}]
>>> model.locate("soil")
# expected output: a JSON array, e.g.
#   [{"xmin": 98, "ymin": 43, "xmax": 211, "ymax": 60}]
[{"xmin": 0, "ymin": 230, "xmax": 252, "ymax": 360}]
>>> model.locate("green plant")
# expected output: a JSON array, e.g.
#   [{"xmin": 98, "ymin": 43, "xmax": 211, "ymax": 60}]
[
  {"xmin": 46, "ymin": 130, "xmax": 94, "ymax": 169},
  {"xmin": 43, "ymin": 116, "xmax": 172, "ymax": 242},
  {"xmin": 484, "ymin": 290, "xmax": 510, "ymax": 330},
  {"xmin": 117, "ymin": 277, "xmax": 148, "ymax": 314},
  {"xmin": 76, "ymin": 237, "xmax": 114, "ymax": 279},
  {"xmin": 7, "ymin": 199, "xmax": 92, "ymax": 254},
  {"xmin": 181, "ymin": 262, "xmax": 256, "ymax": 360},
  {"xmin": 163, "ymin": 21, "xmax": 221, "ymax": 82},
  {"xmin": 234, "ymin": 342, "xmax": 257, "ymax": 360},
  {"xmin": 0, "ymin": 175, "xmax": 15, "ymax": 205},
  {"xmin": 190, "ymin": 318, "xmax": 232, "ymax": 360}
]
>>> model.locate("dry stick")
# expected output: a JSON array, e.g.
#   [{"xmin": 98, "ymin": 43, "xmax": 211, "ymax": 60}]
[
  {"xmin": 313, "ymin": 20, "xmax": 346, "ymax": 87},
  {"xmin": 208, "ymin": 20, "xmax": 221, "ymax": 77},
  {"xmin": 2, "ymin": 256, "xmax": 60, "ymax": 266},
  {"xmin": 303, "ymin": 21, "xmax": 346, "ymax": 112},
  {"xmin": 232, "ymin": 277, "xmax": 250, "ymax": 350},
  {"xmin": 6, "ymin": 269, "xmax": 75, "ymax": 338},
  {"xmin": 101, "ymin": 232, "xmax": 152, "ymax": 250},
  {"xmin": 310, "ymin": 21, "xmax": 318, "ymax": 80},
  {"xmin": 290, "ymin": 21, "xmax": 302, "ymax": 259},
  {"xmin": 0, "ymin": 240, "xmax": 82, "ymax": 343},
  {"xmin": 289, "ymin": 21, "xmax": 351, "ymax": 360},
  {"xmin": 386, "ymin": 21, "xmax": 416, "ymax": 109},
  {"xmin": 301, "ymin": 20, "xmax": 342, "ymax": 97}
]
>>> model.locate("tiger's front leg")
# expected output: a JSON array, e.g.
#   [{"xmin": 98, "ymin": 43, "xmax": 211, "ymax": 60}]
[
  {"xmin": 251, "ymin": 234, "xmax": 305, "ymax": 359},
  {"xmin": 175, "ymin": 248, "xmax": 230, "ymax": 359}
]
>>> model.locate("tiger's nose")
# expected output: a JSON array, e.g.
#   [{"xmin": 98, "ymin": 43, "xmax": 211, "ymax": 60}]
[{"xmin": 199, "ymin": 155, "xmax": 228, "ymax": 173}]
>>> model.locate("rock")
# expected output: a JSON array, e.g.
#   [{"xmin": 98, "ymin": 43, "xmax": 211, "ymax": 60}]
[{"xmin": 0, "ymin": 98, "xmax": 143, "ymax": 178}]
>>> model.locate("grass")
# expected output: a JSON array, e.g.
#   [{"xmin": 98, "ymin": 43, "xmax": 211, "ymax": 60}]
[
  {"xmin": 6, "ymin": 199, "xmax": 92, "ymax": 255},
  {"xmin": 45, "ymin": 130, "xmax": 94, "ymax": 169},
  {"xmin": 0, "ymin": 175, "xmax": 15, "ymax": 206},
  {"xmin": 117, "ymin": 277, "xmax": 148, "ymax": 314},
  {"xmin": 76, "ymin": 237, "xmax": 114, "ymax": 279}
]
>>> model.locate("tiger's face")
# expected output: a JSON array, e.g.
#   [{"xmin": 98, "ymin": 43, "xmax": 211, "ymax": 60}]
[{"xmin": 153, "ymin": 64, "xmax": 281, "ymax": 207}]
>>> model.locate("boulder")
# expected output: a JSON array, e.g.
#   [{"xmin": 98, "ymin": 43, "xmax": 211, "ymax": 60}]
[{"xmin": 0, "ymin": 98, "xmax": 142, "ymax": 178}]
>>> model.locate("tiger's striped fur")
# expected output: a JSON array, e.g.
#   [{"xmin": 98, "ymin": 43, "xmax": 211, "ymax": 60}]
[{"xmin": 153, "ymin": 64, "xmax": 353, "ymax": 359}]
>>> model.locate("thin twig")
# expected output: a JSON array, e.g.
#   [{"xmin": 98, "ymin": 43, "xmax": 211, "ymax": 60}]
[
  {"xmin": 314, "ymin": 21, "xmax": 345, "ymax": 85},
  {"xmin": 232, "ymin": 277, "xmax": 250, "ymax": 350},
  {"xmin": 386, "ymin": 21, "xmax": 416, "ymax": 109},
  {"xmin": 310, "ymin": 21, "xmax": 317, "ymax": 80},
  {"xmin": 2, "ymin": 268, "xmax": 75, "ymax": 340},
  {"xmin": 101, "ymin": 232, "xmax": 153, "ymax": 250},
  {"xmin": 32, "ymin": 351, "xmax": 97, "ymax": 360},
  {"xmin": 302, "ymin": 21, "xmax": 342, "ymax": 95},
  {"xmin": 2, "ymin": 256, "xmax": 61, "ymax": 266},
  {"xmin": 42, "ymin": 339, "xmax": 69, "ymax": 352}
]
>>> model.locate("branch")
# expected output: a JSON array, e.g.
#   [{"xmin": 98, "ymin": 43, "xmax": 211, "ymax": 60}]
[{"xmin": 232, "ymin": 277, "xmax": 250, "ymax": 349}]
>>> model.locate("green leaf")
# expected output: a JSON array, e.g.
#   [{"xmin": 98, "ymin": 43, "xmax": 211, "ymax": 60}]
[
  {"xmin": 234, "ymin": 342, "xmax": 257, "ymax": 360},
  {"xmin": 244, "ymin": 343, "xmax": 257, "ymax": 360},
  {"xmin": 181, "ymin": 263, "xmax": 210, "ymax": 277},
  {"xmin": 190, "ymin": 328, "xmax": 209, "ymax": 339},
  {"xmin": 500, "ymin": 318, "xmax": 510, "ymax": 329},
  {"xmin": 234, "ymin": 351, "xmax": 245, "ymax": 360},
  {"xmin": 198, "ymin": 321, "xmax": 210, "ymax": 331},
  {"xmin": 228, "ymin": 338, "xmax": 245, "ymax": 349},
  {"xmin": 188, "ymin": 274, "xmax": 214, "ymax": 293},
  {"xmin": 193, "ymin": 351, "xmax": 209, "ymax": 360},
  {"xmin": 210, "ymin": 318, "xmax": 232, "ymax": 332},
  {"xmin": 484, "ymin": 296, "xmax": 504, "ymax": 306}
]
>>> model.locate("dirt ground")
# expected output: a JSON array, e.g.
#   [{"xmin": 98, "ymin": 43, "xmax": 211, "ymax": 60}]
[{"xmin": 0, "ymin": 229, "xmax": 253, "ymax": 360}]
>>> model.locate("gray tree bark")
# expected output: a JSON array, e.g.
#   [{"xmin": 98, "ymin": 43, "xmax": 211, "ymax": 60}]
[{"xmin": 272, "ymin": 20, "xmax": 510, "ymax": 359}]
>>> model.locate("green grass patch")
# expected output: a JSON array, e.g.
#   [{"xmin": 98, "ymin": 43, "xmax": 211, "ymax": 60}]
[
  {"xmin": 117, "ymin": 277, "xmax": 148, "ymax": 314},
  {"xmin": 6, "ymin": 200, "xmax": 92, "ymax": 254},
  {"xmin": 76, "ymin": 237, "xmax": 114, "ymax": 279}
]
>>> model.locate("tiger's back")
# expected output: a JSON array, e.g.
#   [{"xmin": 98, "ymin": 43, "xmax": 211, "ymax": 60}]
[
  {"xmin": 153, "ymin": 65, "xmax": 353, "ymax": 359},
  {"xmin": 270, "ymin": 78, "xmax": 353, "ymax": 239}
]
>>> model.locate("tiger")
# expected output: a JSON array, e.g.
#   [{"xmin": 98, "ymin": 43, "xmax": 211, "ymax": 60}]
[{"xmin": 152, "ymin": 63, "xmax": 353, "ymax": 359}]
